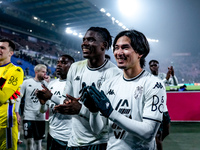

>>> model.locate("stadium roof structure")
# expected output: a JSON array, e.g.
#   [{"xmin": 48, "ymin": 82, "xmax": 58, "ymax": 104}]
[{"xmin": 0, "ymin": 0, "xmax": 123, "ymax": 43}]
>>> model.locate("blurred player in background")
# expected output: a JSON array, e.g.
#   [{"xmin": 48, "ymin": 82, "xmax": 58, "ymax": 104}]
[
  {"xmin": 36, "ymin": 54, "xmax": 74, "ymax": 150},
  {"xmin": 149, "ymin": 59, "xmax": 171, "ymax": 150},
  {"xmin": 0, "ymin": 39, "xmax": 24, "ymax": 150},
  {"xmin": 16, "ymin": 64, "xmax": 48, "ymax": 150},
  {"xmin": 149, "ymin": 60, "xmax": 178, "ymax": 86}
]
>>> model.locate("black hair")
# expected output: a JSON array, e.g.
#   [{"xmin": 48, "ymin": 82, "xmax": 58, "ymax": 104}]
[
  {"xmin": 0, "ymin": 38, "xmax": 15, "ymax": 51},
  {"xmin": 113, "ymin": 30, "xmax": 150, "ymax": 68},
  {"xmin": 60, "ymin": 54, "xmax": 75, "ymax": 64},
  {"xmin": 87, "ymin": 27, "xmax": 112, "ymax": 49},
  {"xmin": 149, "ymin": 59, "xmax": 159, "ymax": 65}
]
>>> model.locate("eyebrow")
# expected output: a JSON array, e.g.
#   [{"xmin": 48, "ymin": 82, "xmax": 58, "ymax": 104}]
[{"xmin": 115, "ymin": 43, "xmax": 130, "ymax": 47}]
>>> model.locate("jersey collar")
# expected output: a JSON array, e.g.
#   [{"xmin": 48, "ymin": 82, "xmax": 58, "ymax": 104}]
[
  {"xmin": 123, "ymin": 70, "xmax": 145, "ymax": 81},
  {"xmin": 0, "ymin": 62, "xmax": 11, "ymax": 67}
]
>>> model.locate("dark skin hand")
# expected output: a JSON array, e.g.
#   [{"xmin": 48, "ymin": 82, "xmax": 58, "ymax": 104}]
[
  {"xmin": 166, "ymin": 66, "xmax": 175, "ymax": 80},
  {"xmin": 35, "ymin": 84, "xmax": 53, "ymax": 105},
  {"xmin": 54, "ymin": 94, "xmax": 82, "ymax": 115}
]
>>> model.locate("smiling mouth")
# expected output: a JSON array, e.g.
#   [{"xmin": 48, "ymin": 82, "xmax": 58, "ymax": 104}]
[
  {"xmin": 56, "ymin": 68, "xmax": 62, "ymax": 71},
  {"xmin": 82, "ymin": 49, "xmax": 90, "ymax": 53}
]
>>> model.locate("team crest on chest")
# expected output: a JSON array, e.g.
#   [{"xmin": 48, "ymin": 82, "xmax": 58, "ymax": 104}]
[
  {"xmin": 97, "ymin": 77, "xmax": 105, "ymax": 89},
  {"xmin": 134, "ymin": 86, "xmax": 143, "ymax": 99}
]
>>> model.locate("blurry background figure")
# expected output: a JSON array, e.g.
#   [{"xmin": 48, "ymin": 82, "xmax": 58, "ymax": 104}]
[
  {"xmin": 36, "ymin": 54, "xmax": 74, "ymax": 150},
  {"xmin": 179, "ymin": 84, "xmax": 187, "ymax": 91},
  {"xmin": 149, "ymin": 60, "xmax": 178, "ymax": 86},
  {"xmin": 16, "ymin": 64, "xmax": 48, "ymax": 150},
  {"xmin": 149, "ymin": 59, "xmax": 171, "ymax": 150}
]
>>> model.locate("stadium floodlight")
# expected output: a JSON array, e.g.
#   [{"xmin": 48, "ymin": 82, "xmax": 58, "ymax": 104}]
[
  {"xmin": 122, "ymin": 25, "xmax": 126, "ymax": 29},
  {"xmin": 0, "ymin": 1, "xmax": 2, "ymax": 4},
  {"xmin": 118, "ymin": 0, "xmax": 139, "ymax": 17},
  {"xmin": 115, "ymin": 20, "xmax": 119, "ymax": 24},
  {"xmin": 118, "ymin": 22, "xmax": 123, "ymax": 26},
  {"xmin": 147, "ymin": 38, "xmax": 159, "ymax": 43},
  {"xmin": 111, "ymin": 17, "xmax": 115, "ymax": 21},
  {"xmin": 106, "ymin": 13, "xmax": 111, "ymax": 17},
  {"xmin": 65, "ymin": 28, "xmax": 72, "ymax": 34},
  {"xmin": 73, "ymin": 32, "xmax": 78, "ymax": 36},
  {"xmin": 33, "ymin": 16, "xmax": 38, "ymax": 20},
  {"xmin": 78, "ymin": 34, "xmax": 83, "ymax": 38},
  {"xmin": 100, "ymin": 8, "xmax": 106, "ymax": 13}
]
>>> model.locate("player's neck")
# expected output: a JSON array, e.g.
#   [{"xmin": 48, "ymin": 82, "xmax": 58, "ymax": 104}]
[
  {"xmin": 88, "ymin": 57, "xmax": 106, "ymax": 68},
  {"xmin": 0, "ymin": 59, "xmax": 10, "ymax": 66},
  {"xmin": 123, "ymin": 67, "xmax": 143, "ymax": 79}
]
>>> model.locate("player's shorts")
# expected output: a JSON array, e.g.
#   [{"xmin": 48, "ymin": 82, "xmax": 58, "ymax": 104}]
[
  {"xmin": 0, "ymin": 125, "xmax": 18, "ymax": 150},
  {"xmin": 23, "ymin": 120, "xmax": 45, "ymax": 140},
  {"xmin": 158, "ymin": 111, "xmax": 171, "ymax": 132},
  {"xmin": 66, "ymin": 143, "xmax": 107, "ymax": 150},
  {"xmin": 47, "ymin": 133, "xmax": 68, "ymax": 150}
]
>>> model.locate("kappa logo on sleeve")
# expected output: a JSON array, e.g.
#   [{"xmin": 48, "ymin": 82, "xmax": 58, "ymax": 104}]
[
  {"xmin": 107, "ymin": 89, "xmax": 115, "ymax": 95},
  {"xmin": 74, "ymin": 76, "xmax": 80, "ymax": 81},
  {"xmin": 153, "ymin": 82, "xmax": 163, "ymax": 89}
]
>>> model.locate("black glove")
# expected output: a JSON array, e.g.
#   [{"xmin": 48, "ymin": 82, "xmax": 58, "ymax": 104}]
[
  {"xmin": 88, "ymin": 83, "xmax": 113, "ymax": 118},
  {"xmin": 79, "ymin": 82, "xmax": 99, "ymax": 113}
]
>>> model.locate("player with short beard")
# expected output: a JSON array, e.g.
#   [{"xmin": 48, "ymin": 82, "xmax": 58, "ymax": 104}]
[
  {"xmin": 55, "ymin": 27, "xmax": 122, "ymax": 150},
  {"xmin": 16, "ymin": 64, "xmax": 48, "ymax": 150}
]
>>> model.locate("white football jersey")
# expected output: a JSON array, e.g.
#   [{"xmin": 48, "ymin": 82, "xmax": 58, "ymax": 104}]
[
  {"xmin": 44, "ymin": 79, "xmax": 72, "ymax": 141},
  {"xmin": 158, "ymin": 72, "xmax": 178, "ymax": 86},
  {"xmin": 101, "ymin": 70, "xmax": 166, "ymax": 150},
  {"xmin": 63, "ymin": 59, "xmax": 122, "ymax": 147},
  {"xmin": 20, "ymin": 78, "xmax": 47, "ymax": 121}
]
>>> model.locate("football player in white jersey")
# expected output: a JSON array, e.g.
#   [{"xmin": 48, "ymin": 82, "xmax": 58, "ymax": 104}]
[
  {"xmin": 149, "ymin": 59, "xmax": 178, "ymax": 86},
  {"xmin": 54, "ymin": 27, "xmax": 122, "ymax": 150},
  {"xmin": 16, "ymin": 64, "xmax": 48, "ymax": 150},
  {"xmin": 149, "ymin": 59, "xmax": 171, "ymax": 150},
  {"xmin": 36, "ymin": 54, "xmax": 74, "ymax": 150},
  {"xmin": 82, "ymin": 30, "xmax": 167, "ymax": 150}
]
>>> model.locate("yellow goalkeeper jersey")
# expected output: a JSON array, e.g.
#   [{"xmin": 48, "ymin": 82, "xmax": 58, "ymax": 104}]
[{"xmin": 0, "ymin": 62, "xmax": 24, "ymax": 128}]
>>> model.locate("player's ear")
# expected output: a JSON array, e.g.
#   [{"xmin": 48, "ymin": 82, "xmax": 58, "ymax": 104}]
[
  {"xmin": 102, "ymin": 41, "xmax": 108, "ymax": 51},
  {"xmin": 138, "ymin": 54, "xmax": 143, "ymax": 59},
  {"xmin": 9, "ymin": 50, "xmax": 14, "ymax": 57}
]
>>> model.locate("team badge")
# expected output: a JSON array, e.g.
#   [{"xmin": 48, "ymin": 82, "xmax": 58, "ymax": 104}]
[
  {"xmin": 97, "ymin": 76, "xmax": 105, "ymax": 89},
  {"xmin": 134, "ymin": 86, "xmax": 143, "ymax": 99}
]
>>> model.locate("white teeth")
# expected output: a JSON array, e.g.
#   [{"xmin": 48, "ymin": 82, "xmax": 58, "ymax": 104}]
[
  {"xmin": 118, "ymin": 58, "xmax": 124, "ymax": 61},
  {"xmin": 83, "ymin": 49, "xmax": 89, "ymax": 52}
]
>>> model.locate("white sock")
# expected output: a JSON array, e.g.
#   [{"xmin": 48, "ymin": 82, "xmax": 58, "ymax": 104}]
[{"xmin": 18, "ymin": 132, "xmax": 20, "ymax": 139}]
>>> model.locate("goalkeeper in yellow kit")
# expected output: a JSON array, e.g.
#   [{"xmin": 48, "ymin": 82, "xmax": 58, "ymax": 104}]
[{"xmin": 0, "ymin": 39, "xmax": 24, "ymax": 150}]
